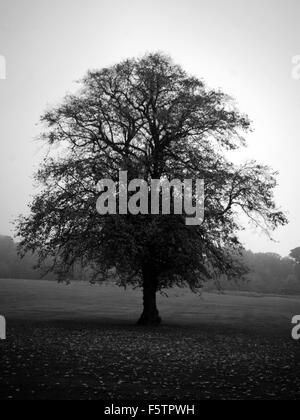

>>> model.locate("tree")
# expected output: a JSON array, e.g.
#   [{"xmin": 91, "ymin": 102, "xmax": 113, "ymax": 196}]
[
  {"xmin": 290, "ymin": 248, "xmax": 300, "ymax": 264},
  {"xmin": 16, "ymin": 53, "xmax": 287, "ymax": 325},
  {"xmin": 290, "ymin": 248, "xmax": 300, "ymax": 281}
]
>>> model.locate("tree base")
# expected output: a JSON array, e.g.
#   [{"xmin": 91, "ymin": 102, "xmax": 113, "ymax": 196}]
[{"xmin": 137, "ymin": 311, "xmax": 162, "ymax": 326}]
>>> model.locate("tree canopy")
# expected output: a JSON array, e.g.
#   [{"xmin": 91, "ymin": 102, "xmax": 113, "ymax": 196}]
[{"xmin": 16, "ymin": 53, "xmax": 287, "ymax": 324}]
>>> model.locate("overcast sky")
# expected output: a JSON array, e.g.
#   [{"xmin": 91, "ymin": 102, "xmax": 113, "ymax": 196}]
[{"xmin": 0, "ymin": 0, "xmax": 299, "ymax": 256}]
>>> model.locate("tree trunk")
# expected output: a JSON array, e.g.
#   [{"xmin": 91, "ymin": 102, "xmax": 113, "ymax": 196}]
[{"xmin": 137, "ymin": 266, "xmax": 162, "ymax": 326}]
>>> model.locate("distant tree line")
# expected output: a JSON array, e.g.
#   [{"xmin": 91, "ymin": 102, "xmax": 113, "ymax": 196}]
[
  {"xmin": 0, "ymin": 235, "xmax": 86, "ymax": 281},
  {"xmin": 0, "ymin": 235, "xmax": 40, "ymax": 280},
  {"xmin": 204, "ymin": 249, "xmax": 300, "ymax": 295},
  {"xmin": 0, "ymin": 235, "xmax": 299, "ymax": 294}
]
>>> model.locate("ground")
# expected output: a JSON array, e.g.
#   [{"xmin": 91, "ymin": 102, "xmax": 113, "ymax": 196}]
[{"xmin": 0, "ymin": 279, "xmax": 299, "ymax": 400}]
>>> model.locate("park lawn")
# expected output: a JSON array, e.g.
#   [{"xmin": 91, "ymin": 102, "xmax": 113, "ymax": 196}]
[{"xmin": 0, "ymin": 279, "xmax": 299, "ymax": 400}]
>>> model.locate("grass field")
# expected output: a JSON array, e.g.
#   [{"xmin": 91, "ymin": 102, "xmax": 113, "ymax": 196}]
[{"xmin": 0, "ymin": 279, "xmax": 299, "ymax": 400}]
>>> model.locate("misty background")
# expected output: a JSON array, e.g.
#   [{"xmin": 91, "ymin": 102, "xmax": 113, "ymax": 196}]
[
  {"xmin": 0, "ymin": 0, "xmax": 299, "ymax": 257},
  {"xmin": 1, "ymin": 234, "xmax": 300, "ymax": 295}
]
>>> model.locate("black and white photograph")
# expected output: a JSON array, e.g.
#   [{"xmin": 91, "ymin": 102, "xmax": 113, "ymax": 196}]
[{"xmin": 0, "ymin": 0, "xmax": 300, "ymax": 406}]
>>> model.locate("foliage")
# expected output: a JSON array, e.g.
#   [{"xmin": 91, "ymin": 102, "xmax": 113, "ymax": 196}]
[{"xmin": 15, "ymin": 53, "xmax": 287, "ymax": 294}]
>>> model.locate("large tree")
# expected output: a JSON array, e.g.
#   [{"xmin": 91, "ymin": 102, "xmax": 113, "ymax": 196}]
[{"xmin": 16, "ymin": 53, "xmax": 287, "ymax": 325}]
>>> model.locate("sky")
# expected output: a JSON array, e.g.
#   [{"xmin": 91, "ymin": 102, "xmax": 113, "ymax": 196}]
[{"xmin": 0, "ymin": 0, "xmax": 299, "ymax": 256}]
